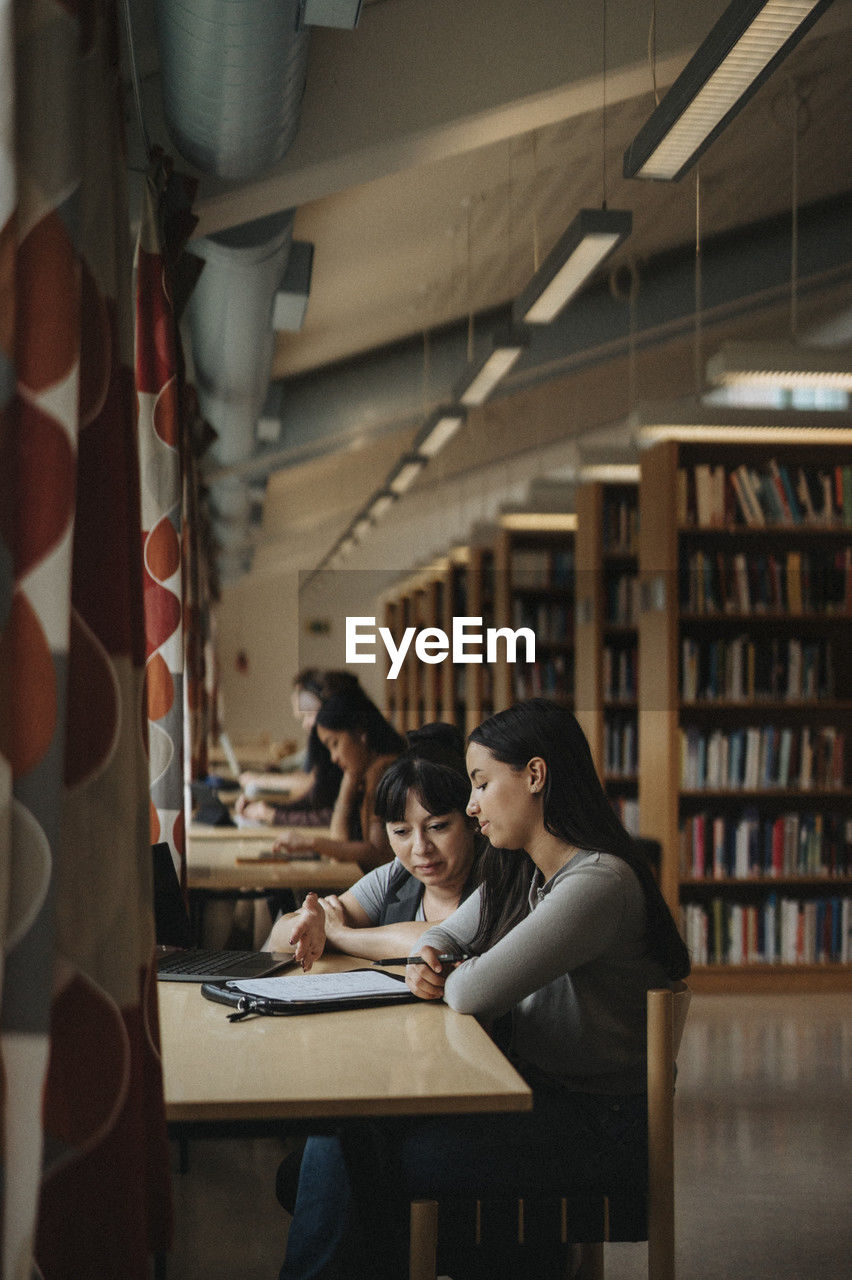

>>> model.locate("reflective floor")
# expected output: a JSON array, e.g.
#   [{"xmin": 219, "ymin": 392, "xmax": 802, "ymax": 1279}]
[{"xmin": 161, "ymin": 993, "xmax": 852, "ymax": 1279}]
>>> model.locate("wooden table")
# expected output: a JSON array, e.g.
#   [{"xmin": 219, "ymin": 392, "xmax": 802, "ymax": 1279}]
[
  {"xmin": 159, "ymin": 956, "xmax": 532, "ymax": 1125},
  {"xmin": 186, "ymin": 825, "xmax": 360, "ymax": 893}
]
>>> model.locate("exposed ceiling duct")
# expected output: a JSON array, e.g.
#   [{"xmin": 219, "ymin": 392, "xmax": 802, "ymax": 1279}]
[
  {"xmin": 152, "ymin": 0, "xmax": 313, "ymax": 582},
  {"xmin": 154, "ymin": 0, "xmax": 310, "ymax": 181},
  {"xmin": 186, "ymin": 210, "xmax": 295, "ymax": 580}
]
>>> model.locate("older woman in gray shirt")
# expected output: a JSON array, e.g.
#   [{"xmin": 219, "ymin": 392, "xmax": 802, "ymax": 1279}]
[{"xmin": 329, "ymin": 699, "xmax": 691, "ymax": 1280}]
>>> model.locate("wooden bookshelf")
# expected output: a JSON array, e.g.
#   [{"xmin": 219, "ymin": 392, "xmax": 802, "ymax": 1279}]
[
  {"xmin": 466, "ymin": 538, "xmax": 498, "ymax": 735},
  {"xmin": 575, "ymin": 481, "xmax": 640, "ymax": 835},
  {"xmin": 493, "ymin": 515, "xmax": 576, "ymax": 716},
  {"xmin": 638, "ymin": 437, "xmax": 851, "ymax": 991}
]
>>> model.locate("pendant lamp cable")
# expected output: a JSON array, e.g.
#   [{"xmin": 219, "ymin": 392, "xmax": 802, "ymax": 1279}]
[
  {"xmin": 601, "ymin": 0, "xmax": 608, "ymax": 209},
  {"xmin": 693, "ymin": 167, "xmax": 703, "ymax": 398},
  {"xmin": 532, "ymin": 132, "xmax": 541, "ymax": 272},
  {"xmin": 122, "ymin": 0, "xmax": 152, "ymax": 160},
  {"xmin": 648, "ymin": 0, "xmax": 660, "ymax": 106},
  {"xmin": 465, "ymin": 197, "xmax": 475, "ymax": 362}
]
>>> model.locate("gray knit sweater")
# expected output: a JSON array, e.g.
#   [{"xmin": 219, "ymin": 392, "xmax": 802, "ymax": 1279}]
[{"xmin": 419, "ymin": 849, "xmax": 670, "ymax": 1094}]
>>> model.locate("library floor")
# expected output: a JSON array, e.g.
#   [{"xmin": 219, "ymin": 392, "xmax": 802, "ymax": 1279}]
[{"xmin": 161, "ymin": 993, "xmax": 851, "ymax": 1280}]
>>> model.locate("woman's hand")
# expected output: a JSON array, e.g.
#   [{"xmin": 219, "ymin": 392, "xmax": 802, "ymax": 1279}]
[
  {"xmin": 405, "ymin": 945, "xmax": 449, "ymax": 1001},
  {"xmin": 235, "ymin": 795, "xmax": 275, "ymax": 824},
  {"xmin": 288, "ymin": 894, "xmax": 326, "ymax": 971},
  {"xmin": 272, "ymin": 831, "xmax": 328, "ymax": 858},
  {"xmin": 316, "ymin": 893, "xmax": 347, "ymax": 944}
]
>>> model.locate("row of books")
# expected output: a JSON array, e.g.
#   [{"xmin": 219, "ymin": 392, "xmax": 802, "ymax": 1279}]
[
  {"xmin": 679, "ymin": 809, "xmax": 851, "ymax": 880},
  {"xmin": 513, "ymin": 657, "xmax": 572, "ymax": 700},
  {"xmin": 605, "ymin": 573, "xmax": 640, "ymax": 626},
  {"xmin": 681, "ymin": 548, "xmax": 852, "ymax": 616},
  {"xmin": 603, "ymin": 644, "xmax": 637, "ymax": 701},
  {"xmin": 602, "ymin": 496, "xmax": 638, "ymax": 555},
  {"xmin": 510, "ymin": 548, "xmax": 575, "ymax": 590},
  {"xmin": 680, "ymin": 636, "xmax": 835, "ymax": 702},
  {"xmin": 678, "ymin": 461, "xmax": 852, "ymax": 529},
  {"xmin": 681, "ymin": 895, "xmax": 851, "ymax": 966},
  {"xmin": 679, "ymin": 724, "xmax": 846, "ymax": 792},
  {"xmin": 604, "ymin": 717, "xmax": 638, "ymax": 777},
  {"xmin": 511, "ymin": 598, "xmax": 573, "ymax": 643}
]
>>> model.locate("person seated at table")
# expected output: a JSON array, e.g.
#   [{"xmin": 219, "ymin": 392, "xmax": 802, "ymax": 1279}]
[
  {"xmin": 271, "ymin": 687, "xmax": 406, "ymax": 871},
  {"xmin": 272, "ymin": 724, "xmax": 485, "ymax": 1272},
  {"xmin": 282, "ymin": 698, "xmax": 691, "ymax": 1280},
  {"xmin": 266, "ymin": 723, "xmax": 485, "ymax": 967},
  {"xmin": 235, "ymin": 669, "xmax": 359, "ymax": 826}
]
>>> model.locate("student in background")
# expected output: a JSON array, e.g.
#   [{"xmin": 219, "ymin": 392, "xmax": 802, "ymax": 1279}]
[
  {"xmin": 274, "ymin": 727, "xmax": 485, "ymax": 1276},
  {"xmin": 235, "ymin": 669, "xmax": 357, "ymax": 826},
  {"xmin": 288, "ymin": 698, "xmax": 690, "ymax": 1279},
  {"xmin": 273, "ymin": 688, "xmax": 406, "ymax": 870}
]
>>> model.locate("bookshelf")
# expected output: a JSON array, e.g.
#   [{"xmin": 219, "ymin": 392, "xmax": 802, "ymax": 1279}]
[
  {"xmin": 466, "ymin": 537, "xmax": 498, "ymax": 735},
  {"xmin": 493, "ymin": 515, "xmax": 576, "ymax": 716},
  {"xmin": 639, "ymin": 437, "xmax": 851, "ymax": 992},
  {"xmin": 575, "ymin": 481, "xmax": 640, "ymax": 835}
]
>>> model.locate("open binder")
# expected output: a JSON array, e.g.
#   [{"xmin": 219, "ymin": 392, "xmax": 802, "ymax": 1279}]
[{"xmin": 201, "ymin": 968, "xmax": 417, "ymax": 1019}]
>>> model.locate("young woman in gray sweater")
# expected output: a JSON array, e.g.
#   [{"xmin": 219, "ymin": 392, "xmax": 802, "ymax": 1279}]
[{"xmin": 329, "ymin": 698, "xmax": 691, "ymax": 1280}]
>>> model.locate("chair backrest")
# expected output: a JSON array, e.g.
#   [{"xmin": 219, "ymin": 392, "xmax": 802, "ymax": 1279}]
[{"xmin": 646, "ymin": 982, "xmax": 691, "ymax": 1280}]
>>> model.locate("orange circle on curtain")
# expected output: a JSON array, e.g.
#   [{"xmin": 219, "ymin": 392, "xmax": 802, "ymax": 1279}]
[
  {"xmin": 146, "ymin": 516, "xmax": 181, "ymax": 583},
  {"xmin": 17, "ymin": 211, "xmax": 78, "ymax": 393},
  {"xmin": 146, "ymin": 650, "xmax": 174, "ymax": 721},
  {"xmin": 153, "ymin": 377, "xmax": 180, "ymax": 449},
  {"xmin": 0, "ymin": 592, "xmax": 58, "ymax": 778}
]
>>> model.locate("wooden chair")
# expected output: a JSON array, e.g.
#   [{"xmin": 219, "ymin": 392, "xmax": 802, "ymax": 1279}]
[{"xmin": 409, "ymin": 982, "xmax": 691, "ymax": 1280}]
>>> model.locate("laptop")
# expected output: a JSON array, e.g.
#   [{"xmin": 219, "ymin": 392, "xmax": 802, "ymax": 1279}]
[{"xmin": 152, "ymin": 842, "xmax": 295, "ymax": 982}]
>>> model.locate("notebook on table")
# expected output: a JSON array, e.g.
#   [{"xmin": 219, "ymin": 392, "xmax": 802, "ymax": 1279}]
[{"xmin": 152, "ymin": 841, "xmax": 294, "ymax": 983}]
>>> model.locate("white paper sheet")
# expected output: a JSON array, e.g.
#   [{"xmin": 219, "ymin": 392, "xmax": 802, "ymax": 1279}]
[{"xmin": 226, "ymin": 969, "xmax": 407, "ymax": 1003}]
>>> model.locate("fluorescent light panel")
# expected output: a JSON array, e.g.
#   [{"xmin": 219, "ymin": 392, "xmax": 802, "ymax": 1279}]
[
  {"xmin": 457, "ymin": 326, "xmax": 529, "ymax": 407},
  {"xmin": 368, "ymin": 492, "xmax": 396, "ymax": 521},
  {"xmin": 639, "ymin": 423, "xmax": 852, "ymax": 444},
  {"xmin": 706, "ymin": 341, "xmax": 852, "ymax": 390},
  {"xmin": 352, "ymin": 516, "xmax": 371, "ymax": 541},
  {"xmin": 623, "ymin": 0, "xmax": 832, "ymax": 182},
  {"xmin": 499, "ymin": 512, "xmax": 578, "ymax": 532},
  {"xmin": 579, "ymin": 464, "xmax": 640, "ymax": 483},
  {"xmin": 389, "ymin": 456, "xmax": 426, "ymax": 494},
  {"xmin": 514, "ymin": 209, "xmax": 632, "ymax": 324},
  {"xmin": 416, "ymin": 408, "xmax": 465, "ymax": 457}
]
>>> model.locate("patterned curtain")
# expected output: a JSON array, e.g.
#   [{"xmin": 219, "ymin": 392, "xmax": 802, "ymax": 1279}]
[
  {"xmin": 136, "ymin": 150, "xmax": 198, "ymax": 880},
  {"xmin": 0, "ymin": 1, "xmax": 172, "ymax": 1275}
]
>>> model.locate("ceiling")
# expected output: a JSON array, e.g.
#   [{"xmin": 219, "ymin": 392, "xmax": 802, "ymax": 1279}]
[{"xmin": 122, "ymin": 0, "xmax": 852, "ymax": 581}]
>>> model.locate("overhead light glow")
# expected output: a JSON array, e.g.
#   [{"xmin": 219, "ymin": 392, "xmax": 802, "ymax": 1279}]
[
  {"xmin": 457, "ymin": 326, "xmax": 529, "ymax": 407},
  {"xmin": 368, "ymin": 492, "xmax": 396, "ymax": 521},
  {"xmin": 416, "ymin": 408, "xmax": 466, "ymax": 457},
  {"xmin": 706, "ymin": 341, "xmax": 852, "ymax": 390},
  {"xmin": 389, "ymin": 456, "xmax": 426, "ymax": 494},
  {"xmin": 623, "ymin": 0, "xmax": 833, "ymax": 182},
  {"xmin": 514, "ymin": 209, "xmax": 632, "ymax": 324}
]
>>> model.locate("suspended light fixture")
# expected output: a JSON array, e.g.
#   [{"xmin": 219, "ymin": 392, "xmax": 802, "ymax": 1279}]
[
  {"xmin": 513, "ymin": 208, "xmax": 632, "ymax": 324},
  {"xmin": 623, "ymin": 0, "xmax": 834, "ymax": 182},
  {"xmin": 368, "ymin": 491, "xmax": 397, "ymax": 521},
  {"xmin": 630, "ymin": 398, "xmax": 852, "ymax": 444},
  {"xmin": 415, "ymin": 407, "xmax": 466, "ymax": 457},
  {"xmin": 351, "ymin": 515, "xmax": 372, "ymax": 542},
  {"xmin": 388, "ymin": 455, "xmax": 427, "ymax": 495},
  {"xmin": 706, "ymin": 340, "xmax": 852, "ymax": 391},
  {"xmin": 456, "ymin": 325, "xmax": 529, "ymax": 407}
]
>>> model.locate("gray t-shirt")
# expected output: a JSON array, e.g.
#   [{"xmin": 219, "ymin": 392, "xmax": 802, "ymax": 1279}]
[
  {"xmin": 419, "ymin": 849, "xmax": 670, "ymax": 1094},
  {"xmin": 349, "ymin": 859, "xmax": 426, "ymax": 923}
]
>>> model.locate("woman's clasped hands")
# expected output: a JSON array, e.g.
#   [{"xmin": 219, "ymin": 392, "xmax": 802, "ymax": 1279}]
[{"xmin": 405, "ymin": 944, "xmax": 454, "ymax": 1001}]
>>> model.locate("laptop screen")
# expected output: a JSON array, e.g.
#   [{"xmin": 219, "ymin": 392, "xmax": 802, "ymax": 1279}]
[{"xmin": 151, "ymin": 842, "xmax": 194, "ymax": 949}]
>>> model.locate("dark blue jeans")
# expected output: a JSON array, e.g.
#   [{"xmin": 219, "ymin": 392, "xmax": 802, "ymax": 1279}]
[{"xmin": 281, "ymin": 1084, "xmax": 647, "ymax": 1280}]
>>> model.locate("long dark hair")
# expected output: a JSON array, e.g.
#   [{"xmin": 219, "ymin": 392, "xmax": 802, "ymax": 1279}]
[
  {"xmin": 315, "ymin": 689, "xmax": 406, "ymax": 757},
  {"xmin": 375, "ymin": 723, "xmax": 484, "ymax": 897},
  {"xmin": 468, "ymin": 699, "xmax": 690, "ymax": 979}
]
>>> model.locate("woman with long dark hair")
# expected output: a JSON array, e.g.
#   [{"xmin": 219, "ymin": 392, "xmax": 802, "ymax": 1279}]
[
  {"xmin": 332, "ymin": 698, "xmax": 690, "ymax": 1280},
  {"xmin": 272, "ymin": 687, "xmax": 406, "ymax": 870}
]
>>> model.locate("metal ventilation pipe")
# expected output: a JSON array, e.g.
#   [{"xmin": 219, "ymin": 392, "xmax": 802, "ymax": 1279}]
[
  {"xmin": 186, "ymin": 210, "xmax": 294, "ymax": 577},
  {"xmin": 154, "ymin": 0, "xmax": 310, "ymax": 180}
]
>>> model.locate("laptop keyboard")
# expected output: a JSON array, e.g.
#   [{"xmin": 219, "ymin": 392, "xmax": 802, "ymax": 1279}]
[{"xmin": 158, "ymin": 948, "xmax": 271, "ymax": 976}]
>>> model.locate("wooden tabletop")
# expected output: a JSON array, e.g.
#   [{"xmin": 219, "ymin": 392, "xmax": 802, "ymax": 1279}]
[
  {"xmin": 158, "ymin": 955, "xmax": 532, "ymax": 1123},
  {"xmin": 186, "ymin": 826, "xmax": 361, "ymax": 892}
]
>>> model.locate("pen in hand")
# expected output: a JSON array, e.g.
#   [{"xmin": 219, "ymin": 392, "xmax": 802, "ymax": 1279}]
[{"xmin": 372, "ymin": 953, "xmax": 469, "ymax": 967}]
